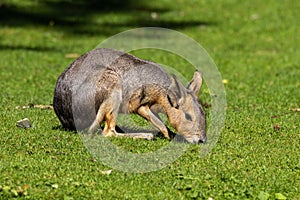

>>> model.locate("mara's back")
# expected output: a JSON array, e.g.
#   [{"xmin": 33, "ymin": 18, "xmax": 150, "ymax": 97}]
[{"xmin": 53, "ymin": 48, "xmax": 171, "ymax": 130}]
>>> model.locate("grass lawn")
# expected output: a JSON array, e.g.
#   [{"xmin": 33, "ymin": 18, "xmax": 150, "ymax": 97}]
[{"xmin": 0, "ymin": 0, "xmax": 299, "ymax": 199}]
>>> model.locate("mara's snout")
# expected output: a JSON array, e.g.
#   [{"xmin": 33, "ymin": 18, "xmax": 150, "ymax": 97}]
[
  {"xmin": 195, "ymin": 131, "xmax": 207, "ymax": 144},
  {"xmin": 183, "ymin": 130, "xmax": 207, "ymax": 144}
]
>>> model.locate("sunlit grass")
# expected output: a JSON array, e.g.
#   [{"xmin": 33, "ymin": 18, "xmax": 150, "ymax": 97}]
[{"xmin": 0, "ymin": 0, "xmax": 299, "ymax": 199}]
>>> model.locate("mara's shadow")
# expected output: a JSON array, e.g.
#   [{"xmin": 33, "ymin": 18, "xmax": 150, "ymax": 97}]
[{"xmin": 52, "ymin": 124, "xmax": 177, "ymax": 140}]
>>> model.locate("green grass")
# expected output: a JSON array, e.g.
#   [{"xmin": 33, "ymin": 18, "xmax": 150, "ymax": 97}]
[{"xmin": 0, "ymin": 0, "xmax": 299, "ymax": 199}]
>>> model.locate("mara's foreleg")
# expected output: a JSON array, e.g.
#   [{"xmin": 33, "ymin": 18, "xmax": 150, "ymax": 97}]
[{"xmin": 137, "ymin": 106, "xmax": 170, "ymax": 139}]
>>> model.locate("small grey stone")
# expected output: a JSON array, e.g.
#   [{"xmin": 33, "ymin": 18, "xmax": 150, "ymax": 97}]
[{"xmin": 16, "ymin": 118, "xmax": 32, "ymax": 129}]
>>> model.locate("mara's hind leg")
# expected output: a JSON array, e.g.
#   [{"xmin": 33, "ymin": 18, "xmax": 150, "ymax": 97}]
[
  {"xmin": 89, "ymin": 89, "xmax": 121, "ymax": 136},
  {"xmin": 88, "ymin": 103, "xmax": 119, "ymax": 137},
  {"xmin": 88, "ymin": 104, "xmax": 106, "ymax": 134},
  {"xmin": 102, "ymin": 89, "xmax": 122, "ymax": 136},
  {"xmin": 102, "ymin": 107, "xmax": 118, "ymax": 137}
]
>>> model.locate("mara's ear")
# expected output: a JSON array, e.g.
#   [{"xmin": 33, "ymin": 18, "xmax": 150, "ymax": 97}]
[
  {"xmin": 167, "ymin": 75, "xmax": 187, "ymax": 107},
  {"xmin": 187, "ymin": 70, "xmax": 203, "ymax": 97}
]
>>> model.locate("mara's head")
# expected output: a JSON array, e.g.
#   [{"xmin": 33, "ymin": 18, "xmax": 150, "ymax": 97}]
[{"xmin": 167, "ymin": 71, "xmax": 206, "ymax": 144}]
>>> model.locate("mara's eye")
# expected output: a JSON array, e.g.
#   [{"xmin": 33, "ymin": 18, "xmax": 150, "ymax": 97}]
[{"xmin": 185, "ymin": 113, "xmax": 192, "ymax": 121}]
